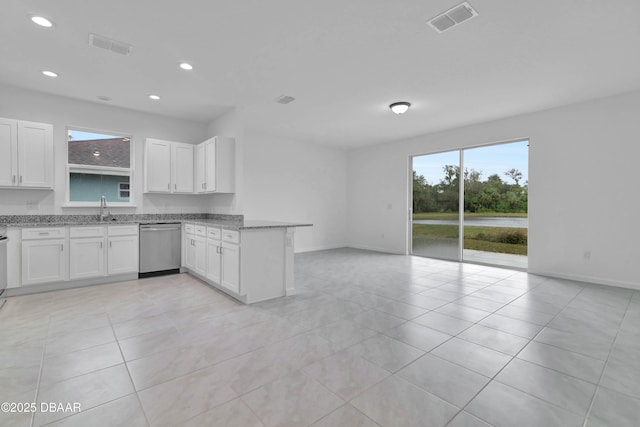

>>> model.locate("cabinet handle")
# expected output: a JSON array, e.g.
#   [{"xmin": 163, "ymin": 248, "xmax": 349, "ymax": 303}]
[
  {"xmin": 216, "ymin": 246, "xmax": 219, "ymax": 254},
  {"xmin": 174, "ymin": 184, "xmax": 177, "ymax": 190},
  {"xmin": 39, "ymin": 232, "xmax": 49, "ymax": 236},
  {"xmin": 167, "ymin": 183, "xmax": 170, "ymax": 190},
  {"xmin": 12, "ymin": 175, "xmax": 16, "ymax": 183},
  {"xmin": 110, "ymin": 241, "xmax": 112, "ymax": 248},
  {"xmin": 60, "ymin": 243, "xmax": 64, "ymax": 252},
  {"xmin": 100, "ymin": 241, "xmax": 103, "ymax": 248},
  {"xmin": 19, "ymin": 176, "xmax": 23, "ymax": 184},
  {"xmin": 219, "ymin": 246, "xmax": 223, "ymax": 254}
]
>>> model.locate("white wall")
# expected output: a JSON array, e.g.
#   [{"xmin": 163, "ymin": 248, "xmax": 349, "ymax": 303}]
[
  {"xmin": 348, "ymin": 91, "xmax": 640, "ymax": 290},
  {"xmin": 0, "ymin": 84, "xmax": 210, "ymax": 215},
  {"xmin": 242, "ymin": 130, "xmax": 348, "ymax": 253},
  {"xmin": 207, "ymin": 110, "xmax": 349, "ymax": 253},
  {"xmin": 207, "ymin": 109, "xmax": 243, "ymax": 215}
]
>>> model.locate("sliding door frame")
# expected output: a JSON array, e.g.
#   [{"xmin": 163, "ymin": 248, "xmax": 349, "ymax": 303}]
[{"xmin": 409, "ymin": 137, "xmax": 530, "ymax": 265}]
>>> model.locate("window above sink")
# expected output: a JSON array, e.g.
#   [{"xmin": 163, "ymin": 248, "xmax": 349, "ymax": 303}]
[{"xmin": 65, "ymin": 127, "xmax": 135, "ymax": 208}]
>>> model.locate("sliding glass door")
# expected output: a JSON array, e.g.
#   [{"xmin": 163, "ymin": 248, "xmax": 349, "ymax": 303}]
[
  {"xmin": 462, "ymin": 141, "xmax": 528, "ymax": 268},
  {"xmin": 411, "ymin": 140, "xmax": 528, "ymax": 268},
  {"xmin": 411, "ymin": 150, "xmax": 460, "ymax": 261}
]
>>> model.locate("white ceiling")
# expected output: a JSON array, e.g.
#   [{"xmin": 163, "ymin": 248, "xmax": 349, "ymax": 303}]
[{"xmin": 2, "ymin": 0, "xmax": 640, "ymax": 148}]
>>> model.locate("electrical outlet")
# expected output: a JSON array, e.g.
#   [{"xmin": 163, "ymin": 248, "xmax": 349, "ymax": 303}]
[{"xmin": 26, "ymin": 200, "xmax": 39, "ymax": 211}]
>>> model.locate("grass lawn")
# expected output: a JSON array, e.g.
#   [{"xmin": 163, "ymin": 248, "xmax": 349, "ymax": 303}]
[
  {"xmin": 413, "ymin": 211, "xmax": 527, "ymax": 220},
  {"xmin": 412, "ymin": 223, "xmax": 528, "ymax": 255}
]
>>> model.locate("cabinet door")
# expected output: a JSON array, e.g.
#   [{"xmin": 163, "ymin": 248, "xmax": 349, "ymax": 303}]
[
  {"xmin": 205, "ymin": 239, "xmax": 221, "ymax": 283},
  {"xmin": 221, "ymin": 241, "xmax": 240, "ymax": 293},
  {"xmin": 69, "ymin": 238, "xmax": 105, "ymax": 280},
  {"xmin": 17, "ymin": 121, "xmax": 53, "ymax": 188},
  {"xmin": 204, "ymin": 139, "xmax": 216, "ymax": 193},
  {"xmin": 145, "ymin": 139, "xmax": 172, "ymax": 192},
  {"xmin": 172, "ymin": 143, "xmax": 194, "ymax": 193},
  {"xmin": 22, "ymin": 239, "xmax": 66, "ymax": 285},
  {"xmin": 0, "ymin": 118, "xmax": 18, "ymax": 187},
  {"xmin": 195, "ymin": 142, "xmax": 206, "ymax": 193},
  {"xmin": 108, "ymin": 235, "xmax": 139, "ymax": 275},
  {"xmin": 185, "ymin": 235, "xmax": 196, "ymax": 270},
  {"xmin": 194, "ymin": 236, "xmax": 207, "ymax": 276}
]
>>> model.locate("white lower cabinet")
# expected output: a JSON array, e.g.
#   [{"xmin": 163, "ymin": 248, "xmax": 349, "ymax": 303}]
[
  {"xmin": 69, "ymin": 226, "xmax": 106, "ymax": 280},
  {"xmin": 205, "ymin": 228, "xmax": 240, "ymax": 294},
  {"xmin": 107, "ymin": 226, "xmax": 139, "ymax": 275},
  {"xmin": 184, "ymin": 225, "xmax": 206, "ymax": 276},
  {"xmin": 186, "ymin": 224, "xmax": 291, "ymax": 304},
  {"xmin": 205, "ymin": 238, "xmax": 221, "ymax": 283},
  {"xmin": 20, "ymin": 225, "xmax": 139, "ymax": 287},
  {"xmin": 221, "ymin": 241, "xmax": 240, "ymax": 294},
  {"xmin": 21, "ymin": 227, "xmax": 67, "ymax": 286},
  {"xmin": 22, "ymin": 239, "xmax": 67, "ymax": 286},
  {"xmin": 69, "ymin": 237, "xmax": 105, "ymax": 280}
]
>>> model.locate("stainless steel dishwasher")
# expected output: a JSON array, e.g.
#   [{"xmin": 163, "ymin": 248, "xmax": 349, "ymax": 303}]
[{"xmin": 139, "ymin": 223, "xmax": 182, "ymax": 278}]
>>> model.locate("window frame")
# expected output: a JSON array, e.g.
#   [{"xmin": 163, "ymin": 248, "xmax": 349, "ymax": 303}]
[{"xmin": 64, "ymin": 126, "xmax": 136, "ymax": 208}]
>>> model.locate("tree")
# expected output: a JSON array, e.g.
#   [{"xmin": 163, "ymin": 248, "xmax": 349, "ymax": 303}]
[
  {"xmin": 504, "ymin": 168, "xmax": 523, "ymax": 185},
  {"xmin": 412, "ymin": 171, "xmax": 437, "ymax": 213}
]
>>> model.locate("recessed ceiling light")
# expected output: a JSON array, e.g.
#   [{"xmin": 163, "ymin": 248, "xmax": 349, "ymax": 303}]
[
  {"xmin": 97, "ymin": 95, "xmax": 112, "ymax": 102},
  {"xmin": 179, "ymin": 63, "xmax": 193, "ymax": 71},
  {"xmin": 389, "ymin": 102, "xmax": 411, "ymax": 115},
  {"xmin": 149, "ymin": 95, "xmax": 160, "ymax": 100},
  {"xmin": 30, "ymin": 15, "xmax": 54, "ymax": 28},
  {"xmin": 42, "ymin": 70, "xmax": 58, "ymax": 78}
]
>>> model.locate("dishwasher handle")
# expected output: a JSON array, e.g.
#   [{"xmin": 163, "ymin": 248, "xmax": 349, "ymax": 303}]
[{"xmin": 140, "ymin": 227, "xmax": 181, "ymax": 232}]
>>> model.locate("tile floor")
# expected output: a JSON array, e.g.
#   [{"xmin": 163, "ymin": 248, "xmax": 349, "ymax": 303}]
[{"xmin": 1, "ymin": 248, "xmax": 639, "ymax": 426}]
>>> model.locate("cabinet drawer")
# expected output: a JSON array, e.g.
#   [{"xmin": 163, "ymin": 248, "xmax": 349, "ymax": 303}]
[
  {"xmin": 207, "ymin": 227, "xmax": 221, "ymax": 240},
  {"xmin": 221, "ymin": 229, "xmax": 240, "ymax": 244},
  {"xmin": 69, "ymin": 226, "xmax": 105, "ymax": 238},
  {"xmin": 108, "ymin": 225, "xmax": 139, "ymax": 236},
  {"xmin": 184, "ymin": 223, "xmax": 195, "ymax": 234},
  {"xmin": 195, "ymin": 225, "xmax": 206, "ymax": 237},
  {"xmin": 22, "ymin": 227, "xmax": 66, "ymax": 240}
]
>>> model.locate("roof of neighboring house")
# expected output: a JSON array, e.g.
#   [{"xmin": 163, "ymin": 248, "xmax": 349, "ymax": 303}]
[{"xmin": 68, "ymin": 138, "xmax": 130, "ymax": 168}]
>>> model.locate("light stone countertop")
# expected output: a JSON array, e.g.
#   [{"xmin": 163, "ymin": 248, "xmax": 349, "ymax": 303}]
[{"xmin": 5, "ymin": 218, "xmax": 312, "ymax": 230}]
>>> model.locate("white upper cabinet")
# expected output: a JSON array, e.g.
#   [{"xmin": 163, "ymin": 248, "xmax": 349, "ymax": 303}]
[
  {"xmin": 0, "ymin": 118, "xmax": 53, "ymax": 189},
  {"xmin": 171, "ymin": 143, "xmax": 195, "ymax": 193},
  {"xmin": 145, "ymin": 139, "xmax": 172, "ymax": 192},
  {"xmin": 196, "ymin": 136, "xmax": 235, "ymax": 194},
  {"xmin": 145, "ymin": 138, "xmax": 195, "ymax": 193},
  {"xmin": 0, "ymin": 118, "xmax": 17, "ymax": 187}
]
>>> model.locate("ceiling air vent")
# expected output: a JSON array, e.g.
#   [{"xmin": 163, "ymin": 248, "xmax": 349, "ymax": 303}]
[
  {"xmin": 428, "ymin": 2, "xmax": 478, "ymax": 33},
  {"xmin": 274, "ymin": 95, "xmax": 296, "ymax": 105},
  {"xmin": 89, "ymin": 33, "xmax": 133, "ymax": 56}
]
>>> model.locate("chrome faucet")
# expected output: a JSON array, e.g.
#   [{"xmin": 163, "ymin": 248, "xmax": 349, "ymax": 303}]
[{"xmin": 99, "ymin": 195, "xmax": 107, "ymax": 222}]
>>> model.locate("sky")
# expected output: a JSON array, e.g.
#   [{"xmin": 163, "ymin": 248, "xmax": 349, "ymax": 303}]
[
  {"xmin": 413, "ymin": 140, "xmax": 529, "ymax": 186},
  {"xmin": 68, "ymin": 130, "xmax": 127, "ymax": 141}
]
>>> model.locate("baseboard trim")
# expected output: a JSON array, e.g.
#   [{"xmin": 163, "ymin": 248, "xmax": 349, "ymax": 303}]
[
  {"xmin": 527, "ymin": 268, "xmax": 639, "ymax": 291},
  {"xmin": 6, "ymin": 273, "xmax": 140, "ymax": 297},
  {"xmin": 295, "ymin": 243, "xmax": 348, "ymax": 254},
  {"xmin": 347, "ymin": 244, "xmax": 406, "ymax": 255}
]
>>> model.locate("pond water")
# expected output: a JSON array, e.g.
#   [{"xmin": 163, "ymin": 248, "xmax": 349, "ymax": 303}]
[{"xmin": 413, "ymin": 216, "xmax": 528, "ymax": 228}]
